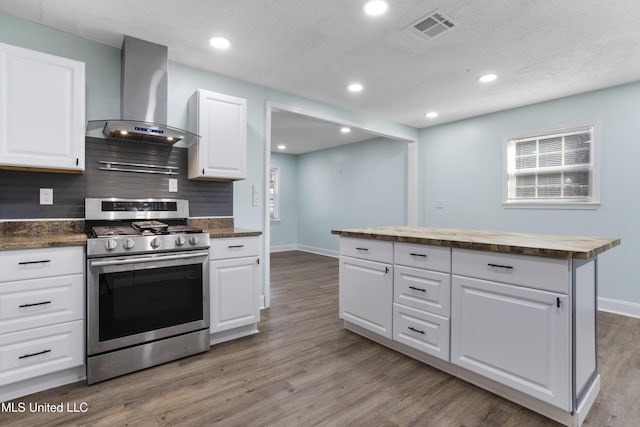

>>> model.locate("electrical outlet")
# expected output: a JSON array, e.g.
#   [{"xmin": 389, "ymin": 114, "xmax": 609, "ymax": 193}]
[
  {"xmin": 435, "ymin": 199, "xmax": 444, "ymax": 209},
  {"xmin": 40, "ymin": 188, "xmax": 53, "ymax": 205},
  {"xmin": 169, "ymin": 178, "xmax": 178, "ymax": 192}
]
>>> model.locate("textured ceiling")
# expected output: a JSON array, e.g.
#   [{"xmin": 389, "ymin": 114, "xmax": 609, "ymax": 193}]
[{"xmin": 2, "ymin": 0, "xmax": 640, "ymax": 151}]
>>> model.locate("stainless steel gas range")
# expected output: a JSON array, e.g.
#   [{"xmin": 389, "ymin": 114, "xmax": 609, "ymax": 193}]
[{"xmin": 85, "ymin": 198, "xmax": 211, "ymax": 384}]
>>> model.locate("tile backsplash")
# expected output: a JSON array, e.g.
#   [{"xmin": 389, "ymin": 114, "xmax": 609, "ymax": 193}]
[{"xmin": 0, "ymin": 137, "xmax": 233, "ymax": 219}]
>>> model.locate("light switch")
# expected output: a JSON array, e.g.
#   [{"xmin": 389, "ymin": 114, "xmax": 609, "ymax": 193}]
[
  {"xmin": 169, "ymin": 179, "xmax": 178, "ymax": 192},
  {"xmin": 435, "ymin": 199, "xmax": 444, "ymax": 209}
]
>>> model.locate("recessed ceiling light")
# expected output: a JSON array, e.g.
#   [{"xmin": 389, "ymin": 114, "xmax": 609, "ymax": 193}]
[
  {"xmin": 479, "ymin": 74, "xmax": 497, "ymax": 83},
  {"xmin": 340, "ymin": 127, "xmax": 351, "ymax": 134},
  {"xmin": 348, "ymin": 83, "xmax": 363, "ymax": 92},
  {"xmin": 425, "ymin": 112, "xmax": 439, "ymax": 119},
  {"xmin": 209, "ymin": 37, "xmax": 231, "ymax": 50},
  {"xmin": 277, "ymin": 145, "xmax": 286, "ymax": 150},
  {"xmin": 364, "ymin": 1, "xmax": 388, "ymax": 16}
]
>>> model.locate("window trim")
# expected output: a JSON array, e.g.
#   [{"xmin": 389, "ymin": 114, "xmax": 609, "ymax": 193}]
[
  {"xmin": 502, "ymin": 123, "xmax": 601, "ymax": 210},
  {"xmin": 269, "ymin": 167, "xmax": 281, "ymax": 223}
]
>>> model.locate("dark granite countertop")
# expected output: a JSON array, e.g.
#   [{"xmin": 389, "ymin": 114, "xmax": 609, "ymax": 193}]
[
  {"xmin": 332, "ymin": 226, "xmax": 620, "ymax": 260},
  {"xmin": 0, "ymin": 219, "xmax": 261, "ymax": 251}
]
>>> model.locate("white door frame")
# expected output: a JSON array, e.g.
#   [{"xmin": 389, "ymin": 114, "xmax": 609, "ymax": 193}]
[{"xmin": 263, "ymin": 101, "xmax": 417, "ymax": 308}]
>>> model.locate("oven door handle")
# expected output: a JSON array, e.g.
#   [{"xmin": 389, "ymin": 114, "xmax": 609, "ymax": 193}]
[{"xmin": 89, "ymin": 251, "xmax": 209, "ymax": 267}]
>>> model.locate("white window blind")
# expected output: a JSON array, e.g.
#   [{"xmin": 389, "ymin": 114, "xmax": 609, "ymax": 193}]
[{"xmin": 505, "ymin": 126, "xmax": 597, "ymax": 206}]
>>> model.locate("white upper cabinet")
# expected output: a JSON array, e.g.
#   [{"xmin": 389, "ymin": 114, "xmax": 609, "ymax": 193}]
[
  {"xmin": 0, "ymin": 42, "xmax": 85, "ymax": 173},
  {"xmin": 188, "ymin": 89, "xmax": 247, "ymax": 180}
]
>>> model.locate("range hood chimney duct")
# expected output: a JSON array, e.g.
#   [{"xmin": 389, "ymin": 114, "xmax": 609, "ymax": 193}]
[
  {"xmin": 121, "ymin": 36, "xmax": 168, "ymax": 125},
  {"xmin": 87, "ymin": 36, "xmax": 198, "ymax": 145}
]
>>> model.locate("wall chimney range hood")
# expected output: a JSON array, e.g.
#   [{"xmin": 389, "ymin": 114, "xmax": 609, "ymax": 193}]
[{"xmin": 87, "ymin": 36, "xmax": 198, "ymax": 145}]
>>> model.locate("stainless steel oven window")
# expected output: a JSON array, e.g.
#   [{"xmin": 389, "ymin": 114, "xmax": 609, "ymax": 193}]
[{"xmin": 87, "ymin": 251, "xmax": 209, "ymax": 355}]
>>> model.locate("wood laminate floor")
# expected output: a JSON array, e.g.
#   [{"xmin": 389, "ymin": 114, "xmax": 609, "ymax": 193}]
[{"xmin": 2, "ymin": 251, "xmax": 639, "ymax": 426}]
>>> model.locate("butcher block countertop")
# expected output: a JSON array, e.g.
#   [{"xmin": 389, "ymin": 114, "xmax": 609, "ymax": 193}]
[
  {"xmin": 0, "ymin": 219, "xmax": 261, "ymax": 251},
  {"xmin": 331, "ymin": 226, "xmax": 620, "ymax": 259}
]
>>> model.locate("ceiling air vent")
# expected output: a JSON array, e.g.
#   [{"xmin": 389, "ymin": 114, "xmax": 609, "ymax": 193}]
[{"xmin": 405, "ymin": 10, "xmax": 457, "ymax": 40}]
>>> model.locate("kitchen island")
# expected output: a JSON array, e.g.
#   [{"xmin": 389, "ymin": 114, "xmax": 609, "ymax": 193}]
[{"xmin": 331, "ymin": 226, "xmax": 620, "ymax": 427}]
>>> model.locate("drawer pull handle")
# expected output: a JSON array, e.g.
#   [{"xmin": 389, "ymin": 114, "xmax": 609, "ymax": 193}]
[
  {"xmin": 18, "ymin": 260, "xmax": 51, "ymax": 265},
  {"xmin": 228, "ymin": 245, "xmax": 245, "ymax": 249},
  {"xmin": 19, "ymin": 301, "xmax": 52, "ymax": 308},
  {"xmin": 409, "ymin": 253, "xmax": 427, "ymax": 258},
  {"xmin": 19, "ymin": 349, "xmax": 51, "ymax": 360},
  {"xmin": 355, "ymin": 247, "xmax": 369, "ymax": 251},
  {"xmin": 408, "ymin": 286, "xmax": 426, "ymax": 293},
  {"xmin": 487, "ymin": 263, "xmax": 514, "ymax": 270},
  {"xmin": 408, "ymin": 326, "xmax": 425, "ymax": 335}
]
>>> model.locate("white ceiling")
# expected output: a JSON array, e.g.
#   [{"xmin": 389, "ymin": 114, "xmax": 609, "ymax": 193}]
[
  {"xmin": 271, "ymin": 110, "xmax": 381, "ymax": 154},
  {"xmin": 2, "ymin": 0, "xmax": 640, "ymax": 152}
]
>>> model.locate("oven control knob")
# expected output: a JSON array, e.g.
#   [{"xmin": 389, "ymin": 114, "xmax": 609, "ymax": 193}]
[
  {"xmin": 175, "ymin": 236, "xmax": 186, "ymax": 246},
  {"xmin": 189, "ymin": 235, "xmax": 200, "ymax": 245},
  {"xmin": 150, "ymin": 237, "xmax": 161, "ymax": 249},
  {"xmin": 123, "ymin": 238, "xmax": 135, "ymax": 250},
  {"xmin": 105, "ymin": 239, "xmax": 118, "ymax": 251}
]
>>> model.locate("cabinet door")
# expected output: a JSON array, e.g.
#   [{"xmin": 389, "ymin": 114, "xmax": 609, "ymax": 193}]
[
  {"xmin": 451, "ymin": 276, "xmax": 570, "ymax": 410},
  {"xmin": 0, "ymin": 42, "xmax": 85, "ymax": 172},
  {"xmin": 339, "ymin": 256, "xmax": 392, "ymax": 339},
  {"xmin": 190, "ymin": 89, "xmax": 246, "ymax": 180},
  {"xmin": 210, "ymin": 256, "xmax": 260, "ymax": 333}
]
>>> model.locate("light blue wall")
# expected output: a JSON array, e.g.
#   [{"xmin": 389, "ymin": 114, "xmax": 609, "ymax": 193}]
[
  {"xmin": 419, "ymin": 82, "xmax": 639, "ymax": 303},
  {"xmin": 270, "ymin": 152, "xmax": 298, "ymax": 248},
  {"xmin": 297, "ymin": 137, "xmax": 408, "ymax": 253}
]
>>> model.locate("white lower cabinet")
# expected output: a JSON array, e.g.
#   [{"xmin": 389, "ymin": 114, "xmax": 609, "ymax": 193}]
[
  {"xmin": 339, "ymin": 256, "xmax": 393, "ymax": 339},
  {"xmin": 0, "ymin": 320, "xmax": 83, "ymax": 386},
  {"xmin": 209, "ymin": 237, "xmax": 261, "ymax": 340},
  {"xmin": 0, "ymin": 246, "xmax": 85, "ymax": 401},
  {"xmin": 451, "ymin": 275, "xmax": 570, "ymax": 410},
  {"xmin": 210, "ymin": 256, "xmax": 260, "ymax": 333}
]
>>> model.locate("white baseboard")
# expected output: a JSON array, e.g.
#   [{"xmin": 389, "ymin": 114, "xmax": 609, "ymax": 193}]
[
  {"xmin": 270, "ymin": 244, "xmax": 298, "ymax": 253},
  {"xmin": 598, "ymin": 297, "xmax": 640, "ymax": 319},
  {"xmin": 270, "ymin": 244, "xmax": 339, "ymax": 258}
]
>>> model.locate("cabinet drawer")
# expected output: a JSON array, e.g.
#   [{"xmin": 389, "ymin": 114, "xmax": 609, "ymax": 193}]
[
  {"xmin": 452, "ymin": 249, "xmax": 569, "ymax": 294},
  {"xmin": 0, "ymin": 247, "xmax": 84, "ymax": 283},
  {"xmin": 394, "ymin": 243, "xmax": 450, "ymax": 272},
  {"xmin": 340, "ymin": 238, "xmax": 393, "ymax": 264},
  {"xmin": 393, "ymin": 303, "xmax": 450, "ymax": 361},
  {"xmin": 0, "ymin": 320, "xmax": 84, "ymax": 386},
  {"xmin": 394, "ymin": 266, "xmax": 450, "ymax": 317},
  {"xmin": 210, "ymin": 237, "xmax": 260, "ymax": 260},
  {"xmin": 0, "ymin": 274, "xmax": 84, "ymax": 335}
]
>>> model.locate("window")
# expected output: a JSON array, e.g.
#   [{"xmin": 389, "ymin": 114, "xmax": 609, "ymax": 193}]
[
  {"xmin": 269, "ymin": 167, "xmax": 280, "ymax": 222},
  {"xmin": 504, "ymin": 125, "xmax": 599, "ymax": 208}
]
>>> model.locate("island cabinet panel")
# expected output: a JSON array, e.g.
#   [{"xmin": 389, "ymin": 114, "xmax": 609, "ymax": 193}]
[
  {"xmin": 452, "ymin": 249, "xmax": 569, "ymax": 294},
  {"xmin": 339, "ymin": 256, "xmax": 393, "ymax": 339},
  {"xmin": 451, "ymin": 275, "xmax": 570, "ymax": 410},
  {"xmin": 393, "ymin": 303, "xmax": 449, "ymax": 360},
  {"xmin": 394, "ymin": 266, "xmax": 450, "ymax": 317},
  {"xmin": 394, "ymin": 242, "xmax": 450, "ymax": 272}
]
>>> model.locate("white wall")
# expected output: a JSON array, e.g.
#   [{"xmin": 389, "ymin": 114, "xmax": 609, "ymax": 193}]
[{"xmin": 419, "ymin": 82, "xmax": 638, "ymax": 309}]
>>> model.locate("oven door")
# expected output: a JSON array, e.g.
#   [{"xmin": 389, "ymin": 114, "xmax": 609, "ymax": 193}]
[{"xmin": 87, "ymin": 250, "xmax": 209, "ymax": 355}]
